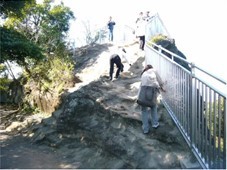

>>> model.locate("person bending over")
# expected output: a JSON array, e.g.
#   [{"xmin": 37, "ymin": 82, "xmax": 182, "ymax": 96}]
[
  {"xmin": 109, "ymin": 54, "xmax": 124, "ymax": 81},
  {"xmin": 109, "ymin": 47, "xmax": 131, "ymax": 81}
]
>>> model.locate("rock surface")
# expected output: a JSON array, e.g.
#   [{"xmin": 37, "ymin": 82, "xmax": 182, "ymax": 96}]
[{"xmin": 0, "ymin": 43, "xmax": 201, "ymax": 169}]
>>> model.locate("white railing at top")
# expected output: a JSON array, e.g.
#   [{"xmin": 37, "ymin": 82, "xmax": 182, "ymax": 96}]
[
  {"xmin": 97, "ymin": 13, "xmax": 171, "ymax": 46},
  {"xmin": 145, "ymin": 13, "xmax": 171, "ymax": 40}
]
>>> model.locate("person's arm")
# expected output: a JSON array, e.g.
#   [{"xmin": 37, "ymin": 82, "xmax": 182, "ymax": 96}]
[
  {"xmin": 121, "ymin": 49, "xmax": 131, "ymax": 66},
  {"xmin": 155, "ymin": 71, "xmax": 165, "ymax": 92},
  {"xmin": 122, "ymin": 53, "xmax": 131, "ymax": 66}
]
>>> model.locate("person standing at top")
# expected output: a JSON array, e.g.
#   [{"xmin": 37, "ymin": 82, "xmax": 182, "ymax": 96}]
[
  {"xmin": 137, "ymin": 64, "xmax": 165, "ymax": 134},
  {"xmin": 107, "ymin": 16, "xmax": 116, "ymax": 42},
  {"xmin": 135, "ymin": 12, "xmax": 147, "ymax": 51}
]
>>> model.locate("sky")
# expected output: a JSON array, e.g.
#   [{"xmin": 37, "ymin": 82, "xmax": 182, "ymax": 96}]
[{"xmin": 39, "ymin": 0, "xmax": 227, "ymax": 84}]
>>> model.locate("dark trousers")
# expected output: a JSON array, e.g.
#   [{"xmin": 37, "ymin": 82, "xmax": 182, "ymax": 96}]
[
  {"xmin": 138, "ymin": 35, "xmax": 145, "ymax": 50},
  {"xmin": 109, "ymin": 55, "xmax": 122, "ymax": 79}
]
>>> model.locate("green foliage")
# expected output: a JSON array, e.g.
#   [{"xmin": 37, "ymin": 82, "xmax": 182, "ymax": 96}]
[
  {"xmin": 0, "ymin": 63, "xmax": 12, "ymax": 91},
  {"xmin": 214, "ymin": 98, "xmax": 225, "ymax": 138},
  {"xmin": 0, "ymin": 0, "xmax": 45, "ymax": 70},
  {"xmin": 204, "ymin": 98, "xmax": 225, "ymax": 152},
  {"xmin": 0, "ymin": 77, "xmax": 11, "ymax": 91},
  {"xmin": 24, "ymin": 55, "xmax": 74, "ymax": 97},
  {"xmin": 149, "ymin": 34, "xmax": 168, "ymax": 44},
  {"xmin": 1, "ymin": 0, "xmax": 75, "ymax": 114},
  {"xmin": 4, "ymin": 0, "xmax": 75, "ymax": 57},
  {"xmin": 0, "ymin": 27, "xmax": 45, "ymax": 64},
  {"xmin": 49, "ymin": 3, "xmax": 74, "ymax": 32},
  {"xmin": 0, "ymin": 0, "xmax": 34, "ymax": 18},
  {"xmin": 22, "ymin": 55, "xmax": 75, "ymax": 114},
  {"xmin": 20, "ymin": 101, "xmax": 39, "ymax": 115},
  {"xmin": 0, "ymin": 64, "xmax": 7, "ymax": 74},
  {"xmin": 148, "ymin": 34, "xmax": 176, "ymax": 50}
]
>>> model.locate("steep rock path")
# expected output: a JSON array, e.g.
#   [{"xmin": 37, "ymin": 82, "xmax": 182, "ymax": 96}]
[{"xmin": 0, "ymin": 43, "xmax": 201, "ymax": 169}]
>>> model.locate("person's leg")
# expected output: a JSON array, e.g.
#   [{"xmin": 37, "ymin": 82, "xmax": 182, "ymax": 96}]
[
  {"xmin": 141, "ymin": 35, "xmax": 145, "ymax": 50},
  {"xmin": 111, "ymin": 30, "xmax": 113, "ymax": 41},
  {"xmin": 120, "ymin": 63, "xmax": 124, "ymax": 72},
  {"xmin": 109, "ymin": 29, "xmax": 112, "ymax": 41},
  {"xmin": 115, "ymin": 56, "xmax": 122, "ymax": 78},
  {"xmin": 109, "ymin": 58, "xmax": 114, "ymax": 80},
  {"xmin": 139, "ymin": 36, "xmax": 143, "ymax": 50},
  {"xmin": 108, "ymin": 30, "xmax": 110, "ymax": 41},
  {"xmin": 115, "ymin": 66, "xmax": 121, "ymax": 78},
  {"xmin": 151, "ymin": 104, "xmax": 159, "ymax": 128},
  {"xmin": 141, "ymin": 106, "xmax": 150, "ymax": 133}
]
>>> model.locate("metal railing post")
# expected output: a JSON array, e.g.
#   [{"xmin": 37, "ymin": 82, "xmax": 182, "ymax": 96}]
[{"xmin": 190, "ymin": 63, "xmax": 196, "ymax": 147}]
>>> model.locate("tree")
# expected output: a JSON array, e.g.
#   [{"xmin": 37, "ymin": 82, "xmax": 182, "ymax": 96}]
[
  {"xmin": 4, "ymin": 0, "xmax": 75, "ymax": 57},
  {"xmin": 0, "ymin": 0, "xmax": 33, "ymax": 18},
  {"xmin": 1, "ymin": 0, "xmax": 75, "ymax": 74},
  {"xmin": 0, "ymin": 0, "xmax": 44, "ymax": 72},
  {"xmin": 0, "ymin": 27, "xmax": 44, "ymax": 64},
  {"xmin": 0, "ymin": 0, "xmax": 75, "ymax": 112}
]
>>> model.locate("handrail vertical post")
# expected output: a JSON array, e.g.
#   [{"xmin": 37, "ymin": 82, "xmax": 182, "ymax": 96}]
[
  {"xmin": 190, "ymin": 63, "xmax": 196, "ymax": 147},
  {"xmin": 224, "ymin": 99, "xmax": 226, "ymax": 169}
]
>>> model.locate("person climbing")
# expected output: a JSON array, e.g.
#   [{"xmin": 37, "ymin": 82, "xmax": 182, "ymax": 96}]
[
  {"xmin": 107, "ymin": 16, "xmax": 116, "ymax": 42},
  {"xmin": 109, "ymin": 47, "xmax": 131, "ymax": 81},
  {"xmin": 137, "ymin": 64, "xmax": 165, "ymax": 134},
  {"xmin": 109, "ymin": 54, "xmax": 123, "ymax": 81}
]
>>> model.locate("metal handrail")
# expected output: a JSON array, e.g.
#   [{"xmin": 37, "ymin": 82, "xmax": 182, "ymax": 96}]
[
  {"xmin": 119, "ymin": 11, "xmax": 226, "ymax": 168},
  {"xmin": 152, "ymin": 13, "xmax": 171, "ymax": 38},
  {"xmin": 149, "ymin": 42, "xmax": 226, "ymax": 87},
  {"xmin": 145, "ymin": 42, "xmax": 226, "ymax": 169}
]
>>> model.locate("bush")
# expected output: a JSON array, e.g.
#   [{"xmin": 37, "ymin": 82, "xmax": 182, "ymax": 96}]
[{"xmin": 23, "ymin": 56, "xmax": 75, "ymax": 114}]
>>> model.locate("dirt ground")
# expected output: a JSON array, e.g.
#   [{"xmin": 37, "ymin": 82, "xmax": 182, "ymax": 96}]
[{"xmin": 0, "ymin": 133, "xmax": 71, "ymax": 169}]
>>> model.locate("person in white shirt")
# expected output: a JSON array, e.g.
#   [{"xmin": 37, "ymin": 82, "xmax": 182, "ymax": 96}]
[{"xmin": 135, "ymin": 12, "xmax": 147, "ymax": 51}]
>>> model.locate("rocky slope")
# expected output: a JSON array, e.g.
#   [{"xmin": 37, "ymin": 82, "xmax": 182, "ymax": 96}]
[{"xmin": 0, "ymin": 43, "xmax": 201, "ymax": 169}]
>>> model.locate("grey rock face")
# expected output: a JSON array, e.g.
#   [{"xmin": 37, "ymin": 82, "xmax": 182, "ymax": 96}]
[{"xmin": 30, "ymin": 44, "xmax": 201, "ymax": 169}]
